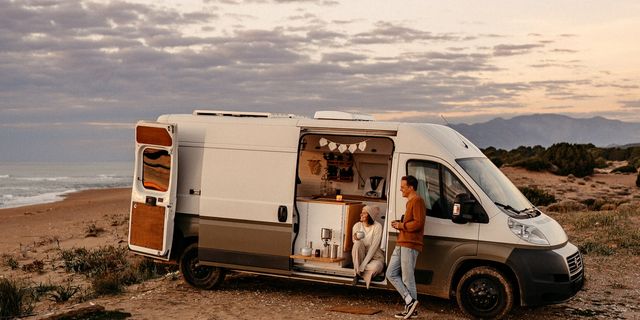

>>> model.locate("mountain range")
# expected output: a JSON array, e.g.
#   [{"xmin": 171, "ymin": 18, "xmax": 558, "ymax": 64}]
[{"xmin": 450, "ymin": 114, "xmax": 640, "ymax": 150}]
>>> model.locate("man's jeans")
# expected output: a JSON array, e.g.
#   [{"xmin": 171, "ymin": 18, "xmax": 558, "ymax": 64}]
[{"xmin": 386, "ymin": 246, "xmax": 419, "ymax": 302}]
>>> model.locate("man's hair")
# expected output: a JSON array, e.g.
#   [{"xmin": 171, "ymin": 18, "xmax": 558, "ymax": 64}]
[{"xmin": 402, "ymin": 175, "xmax": 419, "ymax": 191}]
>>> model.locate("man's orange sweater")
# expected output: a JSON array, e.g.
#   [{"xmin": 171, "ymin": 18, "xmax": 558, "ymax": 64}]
[{"xmin": 397, "ymin": 196, "xmax": 426, "ymax": 252}]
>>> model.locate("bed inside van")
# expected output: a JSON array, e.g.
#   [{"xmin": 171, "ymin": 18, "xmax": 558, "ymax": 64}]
[{"xmin": 292, "ymin": 134, "xmax": 394, "ymax": 283}]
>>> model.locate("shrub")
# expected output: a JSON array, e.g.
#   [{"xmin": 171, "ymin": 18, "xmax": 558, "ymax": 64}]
[
  {"xmin": 489, "ymin": 157, "xmax": 503, "ymax": 168},
  {"xmin": 2, "ymin": 254, "xmax": 19, "ymax": 270},
  {"xmin": 511, "ymin": 157, "xmax": 552, "ymax": 172},
  {"xmin": 611, "ymin": 165, "xmax": 638, "ymax": 174},
  {"xmin": 60, "ymin": 246, "xmax": 128, "ymax": 277},
  {"xmin": 0, "ymin": 278, "xmax": 34, "ymax": 319},
  {"xmin": 91, "ymin": 272, "xmax": 124, "ymax": 295},
  {"xmin": 21, "ymin": 259, "xmax": 45, "ymax": 273},
  {"xmin": 546, "ymin": 200, "xmax": 588, "ymax": 213},
  {"xmin": 544, "ymin": 143, "xmax": 596, "ymax": 177},
  {"xmin": 519, "ymin": 186, "xmax": 556, "ymax": 206},
  {"xmin": 85, "ymin": 223, "xmax": 105, "ymax": 238},
  {"xmin": 49, "ymin": 280, "xmax": 80, "ymax": 303}
]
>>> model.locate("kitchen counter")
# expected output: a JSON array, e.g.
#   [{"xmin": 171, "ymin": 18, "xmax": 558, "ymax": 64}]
[
  {"xmin": 297, "ymin": 194, "xmax": 386, "ymax": 204},
  {"xmin": 296, "ymin": 196, "xmax": 362, "ymax": 205}
]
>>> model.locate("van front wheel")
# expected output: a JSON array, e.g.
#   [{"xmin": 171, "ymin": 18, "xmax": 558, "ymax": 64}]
[
  {"xmin": 179, "ymin": 243, "xmax": 226, "ymax": 290},
  {"xmin": 456, "ymin": 266, "xmax": 514, "ymax": 320}
]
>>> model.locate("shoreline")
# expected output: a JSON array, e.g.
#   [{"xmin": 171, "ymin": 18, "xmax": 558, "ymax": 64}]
[
  {"xmin": 0, "ymin": 187, "xmax": 131, "ymax": 214},
  {"xmin": 0, "ymin": 187, "xmax": 131, "ymax": 254}
]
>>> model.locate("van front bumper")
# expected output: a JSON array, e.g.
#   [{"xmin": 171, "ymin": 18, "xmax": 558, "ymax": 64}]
[{"xmin": 506, "ymin": 242, "xmax": 584, "ymax": 306}]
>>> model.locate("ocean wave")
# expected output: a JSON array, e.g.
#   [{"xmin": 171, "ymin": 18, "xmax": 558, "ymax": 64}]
[
  {"xmin": 16, "ymin": 176, "xmax": 71, "ymax": 182},
  {"xmin": 0, "ymin": 174, "xmax": 9, "ymax": 178},
  {"xmin": 0, "ymin": 189, "xmax": 77, "ymax": 209}
]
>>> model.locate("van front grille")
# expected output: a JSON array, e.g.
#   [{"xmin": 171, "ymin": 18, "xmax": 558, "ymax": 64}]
[{"xmin": 566, "ymin": 251, "xmax": 583, "ymax": 276}]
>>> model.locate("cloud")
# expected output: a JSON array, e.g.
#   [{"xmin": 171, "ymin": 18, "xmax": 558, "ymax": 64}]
[
  {"xmin": 351, "ymin": 22, "xmax": 462, "ymax": 44},
  {"xmin": 493, "ymin": 43, "xmax": 544, "ymax": 56},
  {"xmin": 0, "ymin": 0, "xmax": 636, "ymax": 160},
  {"xmin": 620, "ymin": 99, "xmax": 640, "ymax": 109}
]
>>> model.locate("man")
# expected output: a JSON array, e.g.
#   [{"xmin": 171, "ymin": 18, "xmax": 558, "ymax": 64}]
[{"xmin": 386, "ymin": 175, "xmax": 426, "ymax": 319}]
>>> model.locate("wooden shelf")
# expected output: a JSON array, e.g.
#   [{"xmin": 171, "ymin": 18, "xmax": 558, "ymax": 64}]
[
  {"xmin": 326, "ymin": 160, "xmax": 353, "ymax": 167},
  {"xmin": 290, "ymin": 254, "xmax": 345, "ymax": 263}
]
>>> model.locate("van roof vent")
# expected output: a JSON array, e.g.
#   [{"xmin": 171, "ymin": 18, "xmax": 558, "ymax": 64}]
[
  {"xmin": 193, "ymin": 110, "xmax": 303, "ymax": 119},
  {"xmin": 313, "ymin": 111, "xmax": 375, "ymax": 121}
]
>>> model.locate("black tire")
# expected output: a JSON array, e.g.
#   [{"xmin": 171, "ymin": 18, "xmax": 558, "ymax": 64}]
[
  {"xmin": 456, "ymin": 266, "xmax": 514, "ymax": 320},
  {"xmin": 179, "ymin": 242, "xmax": 226, "ymax": 289}
]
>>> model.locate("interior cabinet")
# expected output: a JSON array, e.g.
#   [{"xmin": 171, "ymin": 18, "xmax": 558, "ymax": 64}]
[{"xmin": 295, "ymin": 199, "xmax": 363, "ymax": 268}]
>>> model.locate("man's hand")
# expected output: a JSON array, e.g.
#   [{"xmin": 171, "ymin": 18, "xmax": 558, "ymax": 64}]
[{"xmin": 391, "ymin": 220, "xmax": 401, "ymax": 230}]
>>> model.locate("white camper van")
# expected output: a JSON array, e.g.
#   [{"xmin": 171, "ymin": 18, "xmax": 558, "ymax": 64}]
[{"xmin": 128, "ymin": 110, "xmax": 583, "ymax": 319}]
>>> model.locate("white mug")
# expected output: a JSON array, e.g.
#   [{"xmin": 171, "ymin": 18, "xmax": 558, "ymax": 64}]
[{"xmin": 356, "ymin": 231, "xmax": 365, "ymax": 240}]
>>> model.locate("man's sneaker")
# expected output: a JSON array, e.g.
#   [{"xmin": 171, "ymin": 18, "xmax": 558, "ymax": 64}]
[
  {"xmin": 393, "ymin": 310, "xmax": 418, "ymax": 319},
  {"xmin": 404, "ymin": 299, "xmax": 419, "ymax": 319}
]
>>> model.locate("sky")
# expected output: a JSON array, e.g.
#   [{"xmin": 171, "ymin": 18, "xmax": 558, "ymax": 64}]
[{"xmin": 1, "ymin": 0, "xmax": 639, "ymax": 161}]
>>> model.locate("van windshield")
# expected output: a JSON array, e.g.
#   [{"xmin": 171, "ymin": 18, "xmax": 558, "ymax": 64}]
[{"xmin": 457, "ymin": 157, "xmax": 537, "ymax": 216}]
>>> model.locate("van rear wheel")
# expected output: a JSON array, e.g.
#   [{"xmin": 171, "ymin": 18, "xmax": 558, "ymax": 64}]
[
  {"xmin": 456, "ymin": 266, "xmax": 513, "ymax": 320},
  {"xmin": 179, "ymin": 243, "xmax": 226, "ymax": 289}
]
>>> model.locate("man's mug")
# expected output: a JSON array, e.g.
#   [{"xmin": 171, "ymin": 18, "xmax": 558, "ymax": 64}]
[{"xmin": 355, "ymin": 231, "xmax": 365, "ymax": 240}]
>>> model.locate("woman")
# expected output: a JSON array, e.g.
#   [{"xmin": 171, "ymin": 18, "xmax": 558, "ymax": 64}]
[{"xmin": 351, "ymin": 205, "xmax": 385, "ymax": 288}]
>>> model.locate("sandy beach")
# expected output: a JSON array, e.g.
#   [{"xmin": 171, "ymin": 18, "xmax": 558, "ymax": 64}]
[
  {"xmin": 0, "ymin": 188, "xmax": 131, "ymax": 256},
  {"xmin": 1, "ymin": 168, "xmax": 639, "ymax": 319}
]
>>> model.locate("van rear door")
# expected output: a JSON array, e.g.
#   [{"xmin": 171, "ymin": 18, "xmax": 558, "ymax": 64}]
[{"xmin": 128, "ymin": 121, "xmax": 178, "ymax": 260}]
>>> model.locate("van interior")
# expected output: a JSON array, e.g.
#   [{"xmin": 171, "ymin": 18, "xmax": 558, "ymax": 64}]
[{"xmin": 293, "ymin": 134, "xmax": 394, "ymax": 284}]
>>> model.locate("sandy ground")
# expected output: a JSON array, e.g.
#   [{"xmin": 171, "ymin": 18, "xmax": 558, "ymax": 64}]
[{"xmin": 1, "ymin": 168, "xmax": 639, "ymax": 319}]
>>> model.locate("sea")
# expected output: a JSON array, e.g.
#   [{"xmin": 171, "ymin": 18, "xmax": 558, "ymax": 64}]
[{"xmin": 0, "ymin": 162, "xmax": 132, "ymax": 209}]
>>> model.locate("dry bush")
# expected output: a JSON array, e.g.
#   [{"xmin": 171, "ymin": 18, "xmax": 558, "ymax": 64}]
[
  {"xmin": 2, "ymin": 254, "xmax": 19, "ymax": 270},
  {"xmin": 546, "ymin": 200, "xmax": 588, "ymax": 213},
  {"xmin": 0, "ymin": 278, "xmax": 34, "ymax": 319},
  {"xmin": 84, "ymin": 223, "xmax": 105, "ymax": 237},
  {"xmin": 21, "ymin": 259, "xmax": 45, "ymax": 273},
  {"xmin": 60, "ymin": 246, "xmax": 177, "ymax": 297}
]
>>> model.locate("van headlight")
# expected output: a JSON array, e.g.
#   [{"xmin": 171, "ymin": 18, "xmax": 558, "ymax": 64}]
[{"xmin": 507, "ymin": 217, "xmax": 549, "ymax": 245}]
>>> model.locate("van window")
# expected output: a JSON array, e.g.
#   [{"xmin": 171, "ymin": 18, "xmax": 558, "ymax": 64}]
[
  {"xmin": 407, "ymin": 161, "xmax": 443, "ymax": 218},
  {"xmin": 408, "ymin": 160, "xmax": 472, "ymax": 219},
  {"xmin": 142, "ymin": 148, "xmax": 171, "ymax": 192}
]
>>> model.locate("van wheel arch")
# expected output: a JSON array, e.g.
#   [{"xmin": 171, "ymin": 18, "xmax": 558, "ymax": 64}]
[{"xmin": 451, "ymin": 260, "xmax": 520, "ymax": 319}]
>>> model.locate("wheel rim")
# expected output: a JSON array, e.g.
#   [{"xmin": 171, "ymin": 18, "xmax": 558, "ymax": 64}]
[
  {"xmin": 466, "ymin": 278, "xmax": 500, "ymax": 311},
  {"xmin": 188, "ymin": 253, "xmax": 215, "ymax": 281}
]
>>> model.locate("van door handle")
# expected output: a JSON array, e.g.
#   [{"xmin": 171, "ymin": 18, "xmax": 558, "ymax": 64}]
[{"xmin": 278, "ymin": 206, "xmax": 287, "ymax": 222}]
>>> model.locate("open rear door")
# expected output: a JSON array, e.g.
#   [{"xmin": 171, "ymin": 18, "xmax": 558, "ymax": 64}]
[{"xmin": 128, "ymin": 121, "xmax": 178, "ymax": 260}]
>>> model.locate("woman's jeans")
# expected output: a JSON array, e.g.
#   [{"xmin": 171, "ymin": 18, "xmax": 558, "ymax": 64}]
[{"xmin": 386, "ymin": 246, "xmax": 419, "ymax": 302}]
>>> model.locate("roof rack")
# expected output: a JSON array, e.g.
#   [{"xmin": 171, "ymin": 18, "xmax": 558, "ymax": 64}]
[
  {"xmin": 193, "ymin": 110, "xmax": 272, "ymax": 118},
  {"xmin": 313, "ymin": 111, "xmax": 375, "ymax": 121},
  {"xmin": 192, "ymin": 110, "xmax": 302, "ymax": 119}
]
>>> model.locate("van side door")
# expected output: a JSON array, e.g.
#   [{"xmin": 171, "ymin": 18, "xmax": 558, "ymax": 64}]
[
  {"xmin": 196, "ymin": 120, "xmax": 300, "ymax": 274},
  {"xmin": 390, "ymin": 154, "xmax": 480, "ymax": 298},
  {"xmin": 129, "ymin": 122, "xmax": 178, "ymax": 260}
]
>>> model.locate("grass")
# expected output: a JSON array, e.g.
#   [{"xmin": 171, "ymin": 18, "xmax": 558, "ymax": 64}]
[
  {"xmin": 1, "ymin": 254, "xmax": 19, "ymax": 270},
  {"xmin": 0, "ymin": 278, "xmax": 34, "ymax": 319},
  {"xmin": 549, "ymin": 204, "xmax": 640, "ymax": 256},
  {"xmin": 59, "ymin": 246, "xmax": 177, "ymax": 296},
  {"xmin": 49, "ymin": 280, "xmax": 81, "ymax": 303}
]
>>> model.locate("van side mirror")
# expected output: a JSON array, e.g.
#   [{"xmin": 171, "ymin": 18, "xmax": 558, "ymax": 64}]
[{"xmin": 452, "ymin": 193, "xmax": 475, "ymax": 224}]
